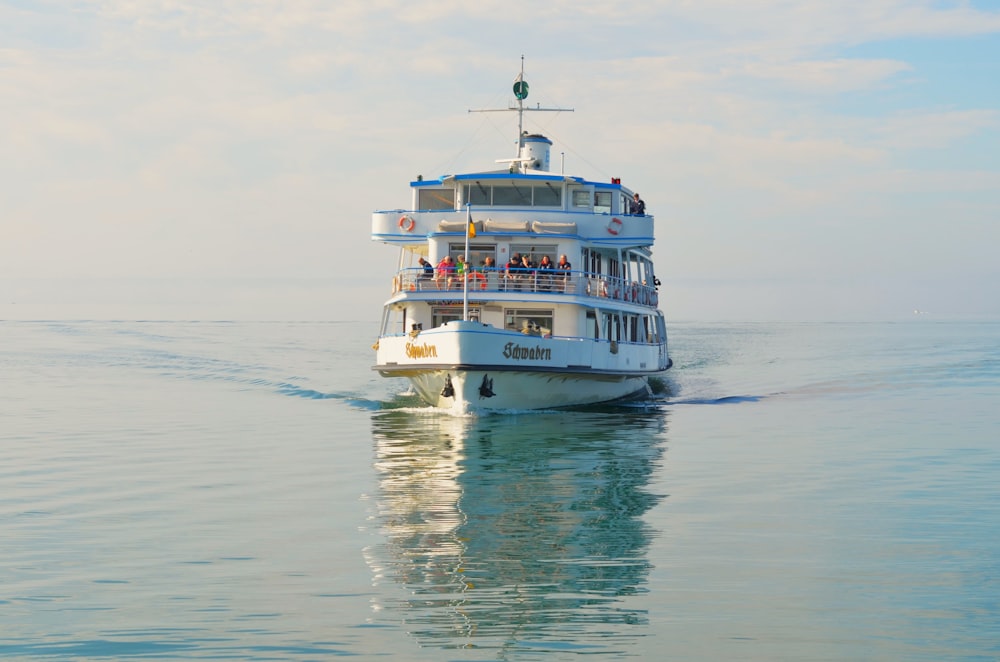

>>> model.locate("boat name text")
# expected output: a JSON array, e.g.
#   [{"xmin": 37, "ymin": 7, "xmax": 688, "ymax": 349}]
[
  {"xmin": 502, "ymin": 342, "xmax": 551, "ymax": 361},
  {"xmin": 405, "ymin": 342, "xmax": 438, "ymax": 359}
]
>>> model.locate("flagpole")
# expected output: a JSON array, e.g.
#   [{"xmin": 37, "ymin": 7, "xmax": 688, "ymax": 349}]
[{"xmin": 463, "ymin": 204, "xmax": 471, "ymax": 321}]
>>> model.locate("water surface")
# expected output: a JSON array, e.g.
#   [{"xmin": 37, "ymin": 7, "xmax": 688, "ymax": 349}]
[{"xmin": 2, "ymin": 319, "xmax": 998, "ymax": 659}]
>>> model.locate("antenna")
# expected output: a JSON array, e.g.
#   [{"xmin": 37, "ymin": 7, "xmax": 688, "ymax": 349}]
[{"xmin": 469, "ymin": 55, "xmax": 573, "ymax": 159}]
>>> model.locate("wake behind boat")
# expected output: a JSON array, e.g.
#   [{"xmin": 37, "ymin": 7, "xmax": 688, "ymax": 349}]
[{"xmin": 371, "ymin": 62, "xmax": 672, "ymax": 411}]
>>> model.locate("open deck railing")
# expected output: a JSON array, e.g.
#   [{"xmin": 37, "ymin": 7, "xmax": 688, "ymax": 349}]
[{"xmin": 389, "ymin": 267, "xmax": 660, "ymax": 307}]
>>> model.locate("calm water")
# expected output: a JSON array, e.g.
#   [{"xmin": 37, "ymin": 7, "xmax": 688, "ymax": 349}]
[{"xmin": 2, "ymin": 319, "xmax": 998, "ymax": 660}]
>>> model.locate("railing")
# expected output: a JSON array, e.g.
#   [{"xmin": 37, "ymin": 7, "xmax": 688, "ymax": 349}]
[{"xmin": 389, "ymin": 267, "xmax": 660, "ymax": 307}]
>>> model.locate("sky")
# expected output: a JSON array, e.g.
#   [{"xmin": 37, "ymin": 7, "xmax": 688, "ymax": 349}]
[{"xmin": 2, "ymin": 0, "xmax": 999, "ymax": 321}]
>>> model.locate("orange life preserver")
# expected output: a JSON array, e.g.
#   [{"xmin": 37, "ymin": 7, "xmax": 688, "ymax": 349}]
[
  {"xmin": 469, "ymin": 272, "xmax": 487, "ymax": 290},
  {"xmin": 607, "ymin": 217, "xmax": 623, "ymax": 235},
  {"xmin": 398, "ymin": 215, "xmax": 416, "ymax": 232}
]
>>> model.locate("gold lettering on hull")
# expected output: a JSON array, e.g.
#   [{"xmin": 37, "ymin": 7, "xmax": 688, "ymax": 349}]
[{"xmin": 405, "ymin": 342, "xmax": 438, "ymax": 359}]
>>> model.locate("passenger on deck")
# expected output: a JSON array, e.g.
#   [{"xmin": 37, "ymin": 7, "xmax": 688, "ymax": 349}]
[
  {"xmin": 557, "ymin": 254, "xmax": 572, "ymax": 291},
  {"xmin": 417, "ymin": 257, "xmax": 433, "ymax": 288},
  {"xmin": 519, "ymin": 255, "xmax": 536, "ymax": 290},
  {"xmin": 505, "ymin": 253, "xmax": 523, "ymax": 290},
  {"xmin": 537, "ymin": 255, "xmax": 555, "ymax": 291},
  {"xmin": 435, "ymin": 255, "xmax": 455, "ymax": 289},
  {"xmin": 479, "ymin": 257, "xmax": 498, "ymax": 290}
]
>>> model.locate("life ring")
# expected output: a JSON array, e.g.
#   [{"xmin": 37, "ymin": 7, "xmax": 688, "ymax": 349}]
[
  {"xmin": 469, "ymin": 271, "xmax": 486, "ymax": 290},
  {"xmin": 607, "ymin": 217, "xmax": 623, "ymax": 235},
  {"xmin": 398, "ymin": 215, "xmax": 416, "ymax": 232}
]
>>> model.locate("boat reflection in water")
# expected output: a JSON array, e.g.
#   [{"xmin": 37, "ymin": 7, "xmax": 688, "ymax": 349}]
[{"xmin": 365, "ymin": 408, "xmax": 668, "ymax": 655}]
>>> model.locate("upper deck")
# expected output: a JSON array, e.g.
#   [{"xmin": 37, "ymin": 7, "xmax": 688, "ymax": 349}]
[{"xmin": 372, "ymin": 169, "xmax": 653, "ymax": 246}]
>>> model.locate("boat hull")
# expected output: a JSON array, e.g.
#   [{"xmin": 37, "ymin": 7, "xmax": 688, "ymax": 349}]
[
  {"xmin": 406, "ymin": 368, "xmax": 652, "ymax": 411},
  {"xmin": 374, "ymin": 320, "xmax": 669, "ymax": 411}
]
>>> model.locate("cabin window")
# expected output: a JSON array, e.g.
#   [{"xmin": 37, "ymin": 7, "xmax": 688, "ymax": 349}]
[
  {"xmin": 620, "ymin": 192, "xmax": 631, "ymax": 214},
  {"xmin": 510, "ymin": 244, "xmax": 558, "ymax": 266},
  {"xmin": 534, "ymin": 184, "xmax": 561, "ymax": 206},
  {"xmin": 492, "ymin": 185, "xmax": 531, "ymax": 206},
  {"xmin": 572, "ymin": 189, "xmax": 592, "ymax": 209},
  {"xmin": 583, "ymin": 248, "xmax": 602, "ymax": 277},
  {"xmin": 594, "ymin": 191, "xmax": 612, "ymax": 213},
  {"xmin": 586, "ymin": 311, "xmax": 598, "ymax": 339},
  {"xmin": 604, "ymin": 312, "xmax": 622, "ymax": 342},
  {"xmin": 463, "ymin": 183, "xmax": 562, "ymax": 207},
  {"xmin": 418, "ymin": 189, "xmax": 455, "ymax": 211},
  {"xmin": 449, "ymin": 243, "xmax": 496, "ymax": 270},
  {"xmin": 465, "ymin": 183, "xmax": 490, "ymax": 205},
  {"xmin": 432, "ymin": 306, "xmax": 479, "ymax": 327},
  {"xmin": 504, "ymin": 308, "xmax": 553, "ymax": 335}
]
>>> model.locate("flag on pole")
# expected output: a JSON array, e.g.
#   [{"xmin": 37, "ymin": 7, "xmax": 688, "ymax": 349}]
[{"xmin": 466, "ymin": 204, "xmax": 476, "ymax": 238}]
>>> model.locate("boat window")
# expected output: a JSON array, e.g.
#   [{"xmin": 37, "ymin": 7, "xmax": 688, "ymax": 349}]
[
  {"xmin": 572, "ymin": 189, "xmax": 592, "ymax": 209},
  {"xmin": 583, "ymin": 248, "xmax": 602, "ymax": 277},
  {"xmin": 492, "ymin": 185, "xmax": 531, "ymax": 206},
  {"xmin": 418, "ymin": 189, "xmax": 455, "ymax": 211},
  {"xmin": 533, "ymin": 184, "xmax": 561, "ymax": 206},
  {"xmin": 464, "ymin": 183, "xmax": 491, "ymax": 205},
  {"xmin": 432, "ymin": 306, "xmax": 479, "ymax": 328},
  {"xmin": 510, "ymin": 244, "xmax": 557, "ymax": 265},
  {"xmin": 449, "ymin": 243, "xmax": 496, "ymax": 270},
  {"xmin": 463, "ymin": 183, "xmax": 562, "ymax": 207},
  {"xmin": 595, "ymin": 191, "xmax": 612, "ymax": 214},
  {"xmin": 608, "ymin": 257, "xmax": 620, "ymax": 280},
  {"xmin": 504, "ymin": 308, "xmax": 553, "ymax": 335},
  {"xmin": 586, "ymin": 311, "xmax": 598, "ymax": 339},
  {"xmin": 604, "ymin": 312, "xmax": 622, "ymax": 342}
]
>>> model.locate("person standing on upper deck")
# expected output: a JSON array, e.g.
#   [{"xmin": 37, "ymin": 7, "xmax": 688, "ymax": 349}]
[{"xmin": 630, "ymin": 192, "xmax": 645, "ymax": 216}]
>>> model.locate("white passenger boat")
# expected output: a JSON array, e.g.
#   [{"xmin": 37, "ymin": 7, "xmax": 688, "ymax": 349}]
[{"xmin": 371, "ymin": 64, "xmax": 672, "ymax": 411}]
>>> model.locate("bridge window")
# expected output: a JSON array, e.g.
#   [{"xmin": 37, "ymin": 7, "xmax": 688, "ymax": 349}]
[
  {"xmin": 463, "ymin": 183, "xmax": 563, "ymax": 207},
  {"xmin": 572, "ymin": 189, "xmax": 592, "ymax": 209},
  {"xmin": 418, "ymin": 189, "xmax": 455, "ymax": 210}
]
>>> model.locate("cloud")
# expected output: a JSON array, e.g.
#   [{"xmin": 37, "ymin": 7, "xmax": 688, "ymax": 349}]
[{"xmin": 739, "ymin": 58, "xmax": 912, "ymax": 93}]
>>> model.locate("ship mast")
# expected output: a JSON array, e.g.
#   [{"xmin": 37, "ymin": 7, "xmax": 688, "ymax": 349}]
[{"xmin": 469, "ymin": 55, "xmax": 573, "ymax": 168}]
